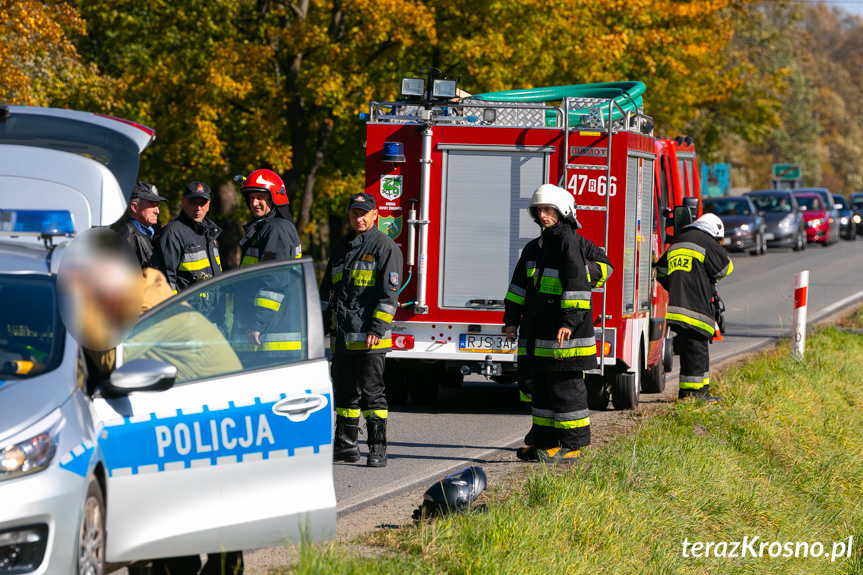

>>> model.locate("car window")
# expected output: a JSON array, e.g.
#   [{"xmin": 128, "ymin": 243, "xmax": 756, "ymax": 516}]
[
  {"xmin": 796, "ymin": 196, "xmax": 821, "ymax": 210},
  {"xmin": 123, "ymin": 264, "xmax": 308, "ymax": 384},
  {"xmin": 749, "ymin": 194, "xmax": 791, "ymax": 213},
  {"xmin": 703, "ymin": 199, "xmax": 750, "ymax": 216},
  {"xmin": 834, "ymin": 196, "xmax": 848, "ymax": 209},
  {"xmin": 0, "ymin": 275, "xmax": 65, "ymax": 379}
]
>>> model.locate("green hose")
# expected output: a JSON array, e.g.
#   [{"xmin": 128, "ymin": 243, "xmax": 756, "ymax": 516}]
[{"xmin": 470, "ymin": 81, "xmax": 646, "ymax": 127}]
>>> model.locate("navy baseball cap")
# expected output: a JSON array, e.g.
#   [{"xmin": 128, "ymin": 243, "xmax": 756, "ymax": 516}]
[
  {"xmin": 130, "ymin": 182, "xmax": 167, "ymax": 203},
  {"xmin": 348, "ymin": 192, "xmax": 376, "ymax": 212},
  {"xmin": 183, "ymin": 181, "xmax": 211, "ymax": 201}
]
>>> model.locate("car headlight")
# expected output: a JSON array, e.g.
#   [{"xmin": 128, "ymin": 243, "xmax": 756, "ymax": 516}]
[
  {"xmin": 778, "ymin": 215, "xmax": 795, "ymax": 230},
  {"xmin": 0, "ymin": 410, "xmax": 62, "ymax": 481},
  {"xmin": 739, "ymin": 223, "xmax": 752, "ymax": 232},
  {"xmin": 840, "ymin": 216, "xmax": 849, "ymax": 225},
  {"xmin": 854, "ymin": 214, "xmax": 862, "ymax": 224},
  {"xmin": 807, "ymin": 218, "xmax": 822, "ymax": 228}
]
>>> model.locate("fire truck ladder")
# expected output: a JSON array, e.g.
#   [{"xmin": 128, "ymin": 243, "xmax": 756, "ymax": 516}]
[{"xmin": 557, "ymin": 86, "xmax": 653, "ymax": 375}]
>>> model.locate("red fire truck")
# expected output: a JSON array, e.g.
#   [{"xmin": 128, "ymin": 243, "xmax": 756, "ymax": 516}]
[{"xmin": 363, "ymin": 79, "xmax": 700, "ymax": 408}]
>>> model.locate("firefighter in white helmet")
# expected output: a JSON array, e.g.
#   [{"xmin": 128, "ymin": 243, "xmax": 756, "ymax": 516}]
[
  {"xmin": 655, "ymin": 212, "xmax": 733, "ymax": 401},
  {"xmin": 503, "ymin": 184, "xmax": 600, "ymax": 463}
]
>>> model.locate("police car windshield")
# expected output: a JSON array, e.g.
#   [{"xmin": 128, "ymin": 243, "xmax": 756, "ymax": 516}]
[{"xmin": 0, "ymin": 275, "xmax": 64, "ymax": 379}]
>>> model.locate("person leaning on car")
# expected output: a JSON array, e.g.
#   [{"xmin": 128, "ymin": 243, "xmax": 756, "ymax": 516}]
[
  {"xmin": 116, "ymin": 181, "xmax": 168, "ymax": 270},
  {"xmin": 158, "ymin": 181, "xmax": 222, "ymax": 295},
  {"xmin": 320, "ymin": 192, "xmax": 403, "ymax": 468}
]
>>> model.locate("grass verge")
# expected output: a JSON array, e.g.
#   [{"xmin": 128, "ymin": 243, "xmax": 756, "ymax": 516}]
[{"xmin": 286, "ymin": 315, "xmax": 863, "ymax": 574}]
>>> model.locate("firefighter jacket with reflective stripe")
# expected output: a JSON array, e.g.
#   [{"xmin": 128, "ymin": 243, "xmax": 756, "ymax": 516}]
[
  {"xmin": 117, "ymin": 219, "xmax": 163, "ymax": 270},
  {"xmin": 320, "ymin": 226, "xmax": 403, "ymax": 355},
  {"xmin": 159, "ymin": 211, "xmax": 222, "ymax": 293},
  {"xmin": 238, "ymin": 210, "xmax": 303, "ymax": 338},
  {"xmin": 503, "ymin": 223, "xmax": 597, "ymax": 372},
  {"xmin": 655, "ymin": 227, "xmax": 733, "ymax": 338}
]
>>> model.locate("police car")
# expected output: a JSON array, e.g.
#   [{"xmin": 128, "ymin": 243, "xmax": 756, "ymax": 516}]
[{"xmin": 0, "ymin": 107, "xmax": 336, "ymax": 574}]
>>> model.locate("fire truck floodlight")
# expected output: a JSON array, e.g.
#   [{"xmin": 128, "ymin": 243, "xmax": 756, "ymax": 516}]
[
  {"xmin": 401, "ymin": 77, "xmax": 426, "ymax": 98},
  {"xmin": 432, "ymin": 78, "xmax": 458, "ymax": 100}
]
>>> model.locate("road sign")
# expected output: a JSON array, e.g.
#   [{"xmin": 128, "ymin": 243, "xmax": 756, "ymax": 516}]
[{"xmin": 773, "ymin": 163, "xmax": 801, "ymax": 180}]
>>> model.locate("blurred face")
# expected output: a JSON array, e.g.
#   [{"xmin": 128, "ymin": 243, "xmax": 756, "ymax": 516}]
[
  {"xmin": 538, "ymin": 206, "xmax": 560, "ymax": 228},
  {"xmin": 182, "ymin": 196, "xmax": 210, "ymax": 222},
  {"xmin": 248, "ymin": 191, "xmax": 272, "ymax": 218},
  {"xmin": 350, "ymin": 208, "xmax": 378, "ymax": 233},
  {"xmin": 129, "ymin": 199, "xmax": 160, "ymax": 227}
]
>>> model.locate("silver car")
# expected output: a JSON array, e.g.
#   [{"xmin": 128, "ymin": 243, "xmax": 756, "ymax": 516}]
[{"xmin": 0, "ymin": 107, "xmax": 336, "ymax": 574}]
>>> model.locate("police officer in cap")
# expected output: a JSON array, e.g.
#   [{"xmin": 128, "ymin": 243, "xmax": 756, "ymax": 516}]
[
  {"xmin": 117, "ymin": 181, "xmax": 168, "ymax": 270},
  {"xmin": 320, "ymin": 192, "xmax": 403, "ymax": 467},
  {"xmin": 159, "ymin": 181, "xmax": 222, "ymax": 295}
]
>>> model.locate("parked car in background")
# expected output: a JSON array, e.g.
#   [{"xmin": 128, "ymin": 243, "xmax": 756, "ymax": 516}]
[
  {"xmin": 794, "ymin": 187, "xmax": 839, "ymax": 245},
  {"xmin": 745, "ymin": 189, "xmax": 806, "ymax": 251},
  {"xmin": 833, "ymin": 194, "xmax": 861, "ymax": 239},
  {"xmin": 849, "ymin": 192, "xmax": 863, "ymax": 236},
  {"xmin": 794, "ymin": 192, "xmax": 833, "ymax": 245},
  {"xmin": 702, "ymin": 195, "xmax": 767, "ymax": 255}
]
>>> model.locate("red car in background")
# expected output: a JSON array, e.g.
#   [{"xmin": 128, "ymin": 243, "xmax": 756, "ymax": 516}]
[{"xmin": 795, "ymin": 192, "xmax": 833, "ymax": 245}]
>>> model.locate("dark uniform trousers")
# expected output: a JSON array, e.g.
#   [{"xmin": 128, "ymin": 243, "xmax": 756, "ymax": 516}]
[
  {"xmin": 531, "ymin": 368, "xmax": 590, "ymax": 450},
  {"xmin": 674, "ymin": 327, "xmax": 710, "ymax": 398},
  {"xmin": 331, "ymin": 353, "xmax": 388, "ymax": 421}
]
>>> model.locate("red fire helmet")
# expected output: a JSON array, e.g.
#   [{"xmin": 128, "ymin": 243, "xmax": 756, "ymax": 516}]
[{"xmin": 241, "ymin": 168, "xmax": 289, "ymax": 207}]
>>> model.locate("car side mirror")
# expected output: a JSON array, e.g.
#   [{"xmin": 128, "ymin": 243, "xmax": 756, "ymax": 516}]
[{"xmin": 105, "ymin": 358, "xmax": 177, "ymax": 394}]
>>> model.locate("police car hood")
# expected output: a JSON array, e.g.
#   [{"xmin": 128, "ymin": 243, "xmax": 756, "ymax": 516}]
[{"xmin": 0, "ymin": 334, "xmax": 78, "ymax": 444}]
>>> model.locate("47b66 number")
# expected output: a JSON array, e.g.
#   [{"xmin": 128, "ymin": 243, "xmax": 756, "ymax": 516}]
[{"xmin": 566, "ymin": 174, "xmax": 617, "ymax": 197}]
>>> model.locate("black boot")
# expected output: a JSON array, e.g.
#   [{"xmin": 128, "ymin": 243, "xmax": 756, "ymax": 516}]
[
  {"xmin": 333, "ymin": 415, "xmax": 360, "ymax": 463},
  {"xmin": 366, "ymin": 418, "xmax": 388, "ymax": 468}
]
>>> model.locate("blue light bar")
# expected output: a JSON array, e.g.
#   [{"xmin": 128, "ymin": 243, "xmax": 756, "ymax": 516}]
[
  {"xmin": 0, "ymin": 210, "xmax": 76, "ymax": 236},
  {"xmin": 382, "ymin": 141, "xmax": 406, "ymax": 163}
]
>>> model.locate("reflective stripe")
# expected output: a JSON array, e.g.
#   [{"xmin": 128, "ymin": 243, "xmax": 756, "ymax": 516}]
[
  {"xmin": 345, "ymin": 331, "xmax": 392, "ymax": 342},
  {"xmin": 254, "ymin": 298, "xmax": 281, "ymax": 311},
  {"xmin": 336, "ymin": 407, "xmax": 361, "ymax": 418},
  {"xmin": 679, "ymin": 374, "xmax": 708, "ymax": 390},
  {"xmin": 717, "ymin": 259, "xmax": 733, "ymax": 279},
  {"xmin": 505, "ymin": 291, "xmax": 526, "ymax": 305},
  {"xmin": 519, "ymin": 391, "xmax": 532, "ymax": 403},
  {"xmin": 526, "ymin": 261, "xmax": 536, "ymax": 278},
  {"xmin": 554, "ymin": 409, "xmax": 590, "ymax": 429},
  {"xmin": 178, "ymin": 249, "xmax": 210, "ymax": 272},
  {"xmin": 561, "ymin": 291, "xmax": 592, "ymax": 309},
  {"xmin": 595, "ymin": 262, "xmax": 611, "ymax": 287},
  {"xmin": 666, "ymin": 306, "xmax": 715, "ymax": 335},
  {"xmin": 373, "ymin": 309, "xmax": 394, "ymax": 323},
  {"xmin": 332, "ymin": 264, "xmax": 344, "ymax": 283},
  {"xmin": 507, "ymin": 284, "xmax": 526, "ymax": 298},
  {"xmin": 670, "ymin": 242, "xmax": 706, "ymax": 258},
  {"xmin": 294, "ymin": 246, "xmax": 302, "ymax": 258},
  {"xmin": 254, "ymin": 289, "xmax": 285, "ymax": 311},
  {"xmin": 362, "ymin": 409, "xmax": 388, "ymax": 419},
  {"xmin": 241, "ymin": 255, "xmax": 259, "ymax": 267},
  {"xmin": 345, "ymin": 338, "xmax": 392, "ymax": 350},
  {"xmin": 534, "ymin": 337, "xmax": 597, "ymax": 358}
]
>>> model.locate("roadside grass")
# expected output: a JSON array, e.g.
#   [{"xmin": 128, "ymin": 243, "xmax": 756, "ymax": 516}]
[{"xmin": 287, "ymin": 319, "xmax": 863, "ymax": 574}]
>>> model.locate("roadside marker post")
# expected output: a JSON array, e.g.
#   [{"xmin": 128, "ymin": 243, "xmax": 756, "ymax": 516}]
[{"xmin": 792, "ymin": 270, "xmax": 809, "ymax": 359}]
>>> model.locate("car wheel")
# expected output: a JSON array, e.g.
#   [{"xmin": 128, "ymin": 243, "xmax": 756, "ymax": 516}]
[
  {"xmin": 663, "ymin": 331, "xmax": 674, "ymax": 373},
  {"xmin": 760, "ymin": 232, "xmax": 768, "ymax": 254},
  {"xmin": 78, "ymin": 477, "xmax": 105, "ymax": 575},
  {"xmin": 612, "ymin": 346, "xmax": 641, "ymax": 410},
  {"xmin": 749, "ymin": 232, "xmax": 761, "ymax": 256}
]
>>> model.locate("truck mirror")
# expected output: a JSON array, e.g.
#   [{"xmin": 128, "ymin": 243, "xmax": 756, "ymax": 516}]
[
  {"xmin": 683, "ymin": 196, "xmax": 700, "ymax": 221},
  {"xmin": 672, "ymin": 205, "xmax": 694, "ymax": 235}
]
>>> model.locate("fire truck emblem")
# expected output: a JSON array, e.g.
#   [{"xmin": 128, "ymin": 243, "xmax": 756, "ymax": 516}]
[
  {"xmin": 380, "ymin": 175, "xmax": 402, "ymax": 201},
  {"xmin": 378, "ymin": 215, "xmax": 402, "ymax": 240}
]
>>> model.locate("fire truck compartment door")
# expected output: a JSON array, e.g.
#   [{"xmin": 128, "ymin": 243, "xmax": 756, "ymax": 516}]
[{"xmin": 441, "ymin": 149, "xmax": 547, "ymax": 308}]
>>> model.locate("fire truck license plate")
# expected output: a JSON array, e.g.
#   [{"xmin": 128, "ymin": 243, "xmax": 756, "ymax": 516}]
[{"xmin": 458, "ymin": 334, "xmax": 516, "ymax": 353}]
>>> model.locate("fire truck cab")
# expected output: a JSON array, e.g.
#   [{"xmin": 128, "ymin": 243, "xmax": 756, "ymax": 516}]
[{"xmin": 363, "ymin": 79, "xmax": 697, "ymax": 408}]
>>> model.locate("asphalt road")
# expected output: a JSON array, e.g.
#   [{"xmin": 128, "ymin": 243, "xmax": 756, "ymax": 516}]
[{"xmin": 332, "ymin": 238, "xmax": 863, "ymax": 516}]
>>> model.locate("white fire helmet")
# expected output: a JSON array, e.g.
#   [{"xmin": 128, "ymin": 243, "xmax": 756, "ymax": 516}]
[
  {"xmin": 529, "ymin": 184, "xmax": 582, "ymax": 229},
  {"xmin": 687, "ymin": 212, "xmax": 725, "ymax": 239}
]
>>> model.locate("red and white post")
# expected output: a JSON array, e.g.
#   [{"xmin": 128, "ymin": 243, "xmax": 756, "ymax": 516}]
[{"xmin": 792, "ymin": 270, "xmax": 809, "ymax": 359}]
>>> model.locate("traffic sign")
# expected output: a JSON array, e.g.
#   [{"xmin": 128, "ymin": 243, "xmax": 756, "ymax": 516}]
[{"xmin": 773, "ymin": 163, "xmax": 801, "ymax": 180}]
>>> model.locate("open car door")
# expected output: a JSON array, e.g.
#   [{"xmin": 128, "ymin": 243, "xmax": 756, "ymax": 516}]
[{"xmin": 90, "ymin": 259, "xmax": 335, "ymax": 562}]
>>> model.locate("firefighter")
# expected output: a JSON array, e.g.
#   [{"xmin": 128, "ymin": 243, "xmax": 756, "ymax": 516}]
[
  {"xmin": 655, "ymin": 212, "xmax": 733, "ymax": 401},
  {"xmin": 320, "ymin": 192, "xmax": 403, "ymax": 467},
  {"xmin": 159, "ymin": 181, "xmax": 222, "ymax": 295},
  {"xmin": 236, "ymin": 169, "xmax": 303, "ymax": 353},
  {"xmin": 504, "ymin": 184, "xmax": 597, "ymax": 463},
  {"xmin": 116, "ymin": 181, "xmax": 168, "ymax": 270}
]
